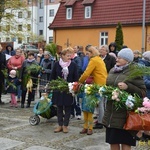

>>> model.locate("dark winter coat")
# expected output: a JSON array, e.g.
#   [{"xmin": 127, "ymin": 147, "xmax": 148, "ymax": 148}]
[
  {"xmin": 138, "ymin": 59, "xmax": 150, "ymax": 99},
  {"xmin": 0, "ymin": 52, "xmax": 6, "ymax": 83},
  {"xmin": 7, "ymin": 76, "xmax": 20, "ymax": 94},
  {"xmin": 39, "ymin": 58, "xmax": 54, "ymax": 91},
  {"xmin": 72, "ymin": 56, "xmax": 83, "ymax": 77},
  {"xmin": 103, "ymin": 54, "xmax": 116, "ymax": 73},
  {"xmin": 3, "ymin": 44, "xmax": 16, "ymax": 56},
  {"xmin": 102, "ymin": 63, "xmax": 146, "ymax": 129},
  {"xmin": 19, "ymin": 59, "xmax": 40, "ymax": 91},
  {"xmin": 50, "ymin": 61, "xmax": 79, "ymax": 106}
]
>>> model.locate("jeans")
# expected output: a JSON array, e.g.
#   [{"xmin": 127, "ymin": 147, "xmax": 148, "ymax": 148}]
[
  {"xmin": 97, "ymin": 97, "xmax": 106, "ymax": 123},
  {"xmin": 71, "ymin": 96, "xmax": 81, "ymax": 116},
  {"xmin": 17, "ymin": 85, "xmax": 22, "ymax": 99}
]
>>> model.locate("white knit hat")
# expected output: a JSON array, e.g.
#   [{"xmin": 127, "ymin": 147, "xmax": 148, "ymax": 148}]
[
  {"xmin": 118, "ymin": 48, "xmax": 134, "ymax": 62},
  {"xmin": 142, "ymin": 51, "xmax": 150, "ymax": 62},
  {"xmin": 9, "ymin": 70, "xmax": 16, "ymax": 78}
]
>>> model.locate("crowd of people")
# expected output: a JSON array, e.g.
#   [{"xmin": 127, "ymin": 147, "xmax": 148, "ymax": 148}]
[{"xmin": 0, "ymin": 42, "xmax": 150, "ymax": 150}]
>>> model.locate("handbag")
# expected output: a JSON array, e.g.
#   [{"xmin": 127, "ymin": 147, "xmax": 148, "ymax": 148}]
[
  {"xmin": 123, "ymin": 111, "xmax": 150, "ymax": 131},
  {"xmin": 85, "ymin": 76, "xmax": 94, "ymax": 84}
]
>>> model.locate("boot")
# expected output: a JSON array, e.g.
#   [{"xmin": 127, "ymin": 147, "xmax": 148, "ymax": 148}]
[
  {"xmin": 26, "ymin": 101, "xmax": 30, "ymax": 108},
  {"xmin": 54, "ymin": 126, "xmax": 63, "ymax": 133},
  {"xmin": 87, "ymin": 129, "xmax": 93, "ymax": 135},
  {"xmin": 21, "ymin": 103, "xmax": 24, "ymax": 108},
  {"xmin": 63, "ymin": 126, "xmax": 68, "ymax": 133},
  {"xmin": 80, "ymin": 128, "xmax": 88, "ymax": 134}
]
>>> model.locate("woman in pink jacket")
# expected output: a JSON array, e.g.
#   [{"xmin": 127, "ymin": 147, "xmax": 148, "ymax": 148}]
[{"xmin": 7, "ymin": 48, "xmax": 25, "ymax": 102}]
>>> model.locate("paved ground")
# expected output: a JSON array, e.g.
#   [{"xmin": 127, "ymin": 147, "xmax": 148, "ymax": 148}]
[{"xmin": 0, "ymin": 93, "xmax": 149, "ymax": 150}]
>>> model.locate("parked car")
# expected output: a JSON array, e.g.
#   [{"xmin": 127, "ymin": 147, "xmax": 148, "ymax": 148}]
[{"xmin": 20, "ymin": 44, "xmax": 39, "ymax": 53}]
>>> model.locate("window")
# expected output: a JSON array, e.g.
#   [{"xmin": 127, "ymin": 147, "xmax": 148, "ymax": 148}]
[
  {"xmin": 39, "ymin": 0, "xmax": 43, "ymax": 9},
  {"xmin": 39, "ymin": 30, "xmax": 43, "ymax": 35},
  {"xmin": 18, "ymin": 37, "xmax": 22, "ymax": 44},
  {"xmin": 49, "ymin": 36, "xmax": 53, "ymax": 43},
  {"xmin": 27, "ymin": 24, "xmax": 31, "ymax": 31},
  {"xmin": 49, "ymin": 9, "xmax": 54, "ymax": 17},
  {"xmin": 39, "ymin": 16, "xmax": 43, "ymax": 22},
  {"xmin": 6, "ymin": 37, "xmax": 10, "ymax": 42},
  {"xmin": 49, "ymin": 0, "xmax": 54, "ymax": 3},
  {"xmin": 100, "ymin": 32, "xmax": 108, "ymax": 47},
  {"xmin": 6, "ymin": 25, "xmax": 10, "ymax": 31},
  {"xmin": 85, "ymin": 6, "xmax": 91, "ymax": 18},
  {"xmin": 27, "ymin": 11, "xmax": 31, "ymax": 18},
  {"xmin": 27, "ymin": 0, "xmax": 32, "ymax": 5},
  {"xmin": 66, "ymin": 8, "xmax": 72, "ymax": 20},
  {"xmin": 27, "ymin": 37, "xmax": 30, "ymax": 43},
  {"xmin": 18, "ymin": 12, "xmax": 22, "ymax": 18},
  {"xmin": 18, "ymin": 25, "xmax": 22, "ymax": 31}
]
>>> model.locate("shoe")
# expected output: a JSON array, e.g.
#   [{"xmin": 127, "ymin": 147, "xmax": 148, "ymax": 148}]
[
  {"xmin": 76, "ymin": 115, "xmax": 81, "ymax": 120},
  {"xmin": 87, "ymin": 129, "xmax": 93, "ymax": 135},
  {"xmin": 26, "ymin": 104, "xmax": 30, "ymax": 108},
  {"xmin": 63, "ymin": 126, "xmax": 68, "ymax": 133},
  {"xmin": 94, "ymin": 120, "xmax": 98, "ymax": 124},
  {"xmin": 54, "ymin": 126, "xmax": 63, "ymax": 133},
  {"xmin": 0, "ymin": 101, "xmax": 4, "ymax": 105},
  {"xmin": 21, "ymin": 104, "xmax": 24, "ymax": 108},
  {"xmin": 17, "ymin": 99, "xmax": 21, "ymax": 103},
  {"xmin": 93, "ymin": 116, "xmax": 97, "ymax": 119},
  {"xmin": 93, "ymin": 123, "xmax": 103, "ymax": 129},
  {"xmin": 80, "ymin": 128, "xmax": 88, "ymax": 134}
]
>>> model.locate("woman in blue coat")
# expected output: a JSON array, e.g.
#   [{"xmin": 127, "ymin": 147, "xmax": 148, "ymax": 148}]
[{"xmin": 50, "ymin": 47, "xmax": 79, "ymax": 133}]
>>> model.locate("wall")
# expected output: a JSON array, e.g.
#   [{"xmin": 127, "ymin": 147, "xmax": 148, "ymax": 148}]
[{"xmin": 53, "ymin": 25, "xmax": 150, "ymax": 52}]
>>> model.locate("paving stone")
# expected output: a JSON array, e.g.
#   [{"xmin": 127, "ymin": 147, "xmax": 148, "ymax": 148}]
[
  {"xmin": 0, "ymin": 137, "xmax": 25, "ymax": 150},
  {"xmin": 25, "ymin": 146, "xmax": 56, "ymax": 150}
]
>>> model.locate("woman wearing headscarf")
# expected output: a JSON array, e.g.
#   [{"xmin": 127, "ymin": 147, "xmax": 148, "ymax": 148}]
[{"xmin": 102, "ymin": 48, "xmax": 146, "ymax": 150}]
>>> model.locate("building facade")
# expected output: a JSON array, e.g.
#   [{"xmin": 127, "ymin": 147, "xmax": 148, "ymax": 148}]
[
  {"xmin": 49, "ymin": 0, "xmax": 150, "ymax": 52},
  {"xmin": 0, "ymin": 0, "xmax": 60, "ymax": 49}
]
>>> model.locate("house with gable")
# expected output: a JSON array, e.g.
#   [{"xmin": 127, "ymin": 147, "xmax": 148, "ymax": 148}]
[{"xmin": 49, "ymin": 0, "xmax": 150, "ymax": 52}]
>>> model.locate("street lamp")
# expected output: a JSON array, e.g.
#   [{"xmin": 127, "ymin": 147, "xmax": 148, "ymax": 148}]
[{"xmin": 141, "ymin": 0, "xmax": 146, "ymax": 53}]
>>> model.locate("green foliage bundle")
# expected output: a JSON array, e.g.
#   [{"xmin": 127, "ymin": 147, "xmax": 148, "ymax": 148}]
[
  {"xmin": 48, "ymin": 77, "xmax": 69, "ymax": 92},
  {"xmin": 45, "ymin": 43, "xmax": 57, "ymax": 59}
]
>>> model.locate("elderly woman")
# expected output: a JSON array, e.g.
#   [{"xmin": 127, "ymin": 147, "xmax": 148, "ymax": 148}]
[
  {"xmin": 50, "ymin": 47, "xmax": 79, "ymax": 133},
  {"xmin": 38, "ymin": 51, "xmax": 54, "ymax": 97},
  {"xmin": 102, "ymin": 48, "xmax": 146, "ymax": 150},
  {"xmin": 79, "ymin": 45, "xmax": 107, "ymax": 135}
]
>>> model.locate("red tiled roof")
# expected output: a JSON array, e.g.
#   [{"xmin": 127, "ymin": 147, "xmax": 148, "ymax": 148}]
[
  {"xmin": 82, "ymin": 0, "xmax": 95, "ymax": 5},
  {"xmin": 64, "ymin": 0, "xmax": 76, "ymax": 6},
  {"xmin": 49, "ymin": 0, "xmax": 150, "ymax": 29}
]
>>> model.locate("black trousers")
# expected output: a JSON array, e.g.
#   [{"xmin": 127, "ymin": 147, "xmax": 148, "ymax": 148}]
[
  {"xmin": 21, "ymin": 90, "xmax": 35, "ymax": 105},
  {"xmin": 57, "ymin": 105, "xmax": 71, "ymax": 126}
]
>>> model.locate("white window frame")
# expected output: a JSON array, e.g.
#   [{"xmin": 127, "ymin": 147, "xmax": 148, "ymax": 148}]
[
  {"xmin": 39, "ymin": 16, "xmax": 43, "ymax": 22},
  {"xmin": 66, "ymin": 8, "xmax": 72, "ymax": 20},
  {"xmin": 99, "ymin": 32, "xmax": 108, "ymax": 47},
  {"xmin": 49, "ymin": 9, "xmax": 54, "ymax": 17},
  {"xmin": 85, "ymin": 6, "xmax": 91, "ymax": 18}
]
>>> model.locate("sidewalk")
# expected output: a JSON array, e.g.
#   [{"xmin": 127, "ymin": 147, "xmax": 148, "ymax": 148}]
[{"xmin": 0, "ymin": 94, "xmax": 149, "ymax": 150}]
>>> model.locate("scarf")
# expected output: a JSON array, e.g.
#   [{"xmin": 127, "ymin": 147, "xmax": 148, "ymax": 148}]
[
  {"xmin": 27, "ymin": 58, "xmax": 35, "ymax": 63},
  {"xmin": 59, "ymin": 58, "xmax": 71, "ymax": 80},
  {"xmin": 113, "ymin": 63, "xmax": 129, "ymax": 73}
]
